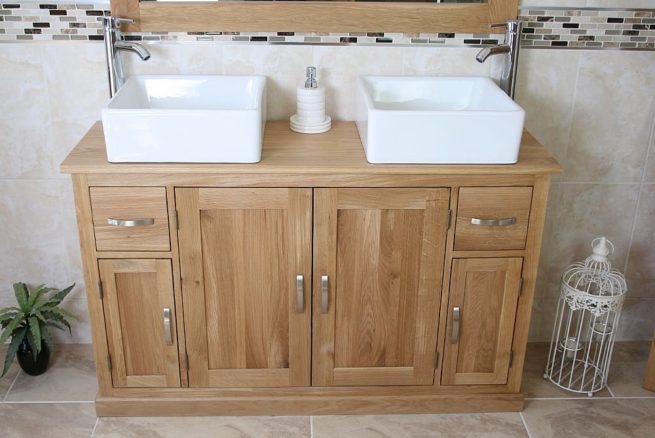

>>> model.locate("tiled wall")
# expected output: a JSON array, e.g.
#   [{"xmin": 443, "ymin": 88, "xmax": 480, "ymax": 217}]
[{"xmin": 0, "ymin": 1, "xmax": 654, "ymax": 343}]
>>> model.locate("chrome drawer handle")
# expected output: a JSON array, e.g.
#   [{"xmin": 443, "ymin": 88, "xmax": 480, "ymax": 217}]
[
  {"xmin": 451, "ymin": 307, "xmax": 461, "ymax": 344},
  {"xmin": 296, "ymin": 275, "xmax": 304, "ymax": 313},
  {"xmin": 470, "ymin": 217, "xmax": 516, "ymax": 226},
  {"xmin": 321, "ymin": 275, "xmax": 329, "ymax": 314},
  {"xmin": 163, "ymin": 307, "xmax": 173, "ymax": 346},
  {"xmin": 107, "ymin": 217, "xmax": 155, "ymax": 227}
]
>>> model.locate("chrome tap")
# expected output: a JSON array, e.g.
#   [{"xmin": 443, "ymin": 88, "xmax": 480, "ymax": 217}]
[
  {"xmin": 475, "ymin": 20, "xmax": 523, "ymax": 99},
  {"xmin": 102, "ymin": 16, "xmax": 151, "ymax": 98}
]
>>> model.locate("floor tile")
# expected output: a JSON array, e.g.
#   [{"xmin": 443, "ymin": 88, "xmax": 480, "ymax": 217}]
[
  {"xmin": 607, "ymin": 341, "xmax": 655, "ymax": 397},
  {"xmin": 521, "ymin": 398, "xmax": 655, "ymax": 438},
  {"xmin": 94, "ymin": 416, "xmax": 310, "ymax": 438},
  {"xmin": 311, "ymin": 413, "xmax": 528, "ymax": 438},
  {"xmin": 0, "ymin": 402, "xmax": 96, "ymax": 438},
  {"xmin": 0, "ymin": 345, "xmax": 21, "ymax": 400},
  {"xmin": 5, "ymin": 344, "xmax": 97, "ymax": 402},
  {"xmin": 522, "ymin": 343, "xmax": 611, "ymax": 398}
]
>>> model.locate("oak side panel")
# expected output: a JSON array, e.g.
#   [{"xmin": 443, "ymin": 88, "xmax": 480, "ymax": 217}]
[
  {"xmin": 507, "ymin": 175, "xmax": 551, "ymax": 392},
  {"xmin": 71, "ymin": 174, "xmax": 113, "ymax": 395},
  {"xmin": 645, "ymin": 336, "xmax": 655, "ymax": 391}
]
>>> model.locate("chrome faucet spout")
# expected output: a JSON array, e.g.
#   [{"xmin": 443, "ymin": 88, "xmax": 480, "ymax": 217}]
[
  {"xmin": 115, "ymin": 41, "xmax": 151, "ymax": 61},
  {"xmin": 103, "ymin": 16, "xmax": 150, "ymax": 98},
  {"xmin": 473, "ymin": 19, "xmax": 523, "ymax": 99},
  {"xmin": 475, "ymin": 44, "xmax": 510, "ymax": 63}
]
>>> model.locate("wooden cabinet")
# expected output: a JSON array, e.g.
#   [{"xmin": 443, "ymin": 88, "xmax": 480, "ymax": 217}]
[
  {"xmin": 63, "ymin": 121, "xmax": 560, "ymax": 416},
  {"xmin": 176, "ymin": 188, "xmax": 312, "ymax": 388},
  {"xmin": 441, "ymin": 258, "xmax": 523, "ymax": 385},
  {"xmin": 312, "ymin": 188, "xmax": 449, "ymax": 386},
  {"xmin": 98, "ymin": 259, "xmax": 180, "ymax": 388}
]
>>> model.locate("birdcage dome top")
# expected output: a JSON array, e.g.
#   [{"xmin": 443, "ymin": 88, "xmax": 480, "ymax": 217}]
[{"xmin": 561, "ymin": 237, "xmax": 627, "ymax": 299}]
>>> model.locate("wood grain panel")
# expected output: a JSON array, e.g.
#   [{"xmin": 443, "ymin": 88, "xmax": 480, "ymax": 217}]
[
  {"xmin": 61, "ymin": 122, "xmax": 562, "ymax": 178},
  {"xmin": 645, "ymin": 336, "xmax": 655, "ymax": 391},
  {"xmin": 126, "ymin": 1, "xmax": 517, "ymax": 34},
  {"xmin": 442, "ymin": 258, "xmax": 522, "ymax": 386},
  {"xmin": 99, "ymin": 259, "xmax": 180, "ymax": 388},
  {"xmin": 455, "ymin": 187, "xmax": 533, "ymax": 251},
  {"xmin": 177, "ymin": 188, "xmax": 312, "ymax": 388},
  {"xmin": 90, "ymin": 187, "xmax": 170, "ymax": 251},
  {"xmin": 314, "ymin": 188, "xmax": 449, "ymax": 386}
]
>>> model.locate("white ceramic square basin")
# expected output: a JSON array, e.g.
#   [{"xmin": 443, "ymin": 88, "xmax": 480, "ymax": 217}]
[
  {"xmin": 102, "ymin": 75, "xmax": 266, "ymax": 163},
  {"xmin": 356, "ymin": 76, "xmax": 525, "ymax": 164}
]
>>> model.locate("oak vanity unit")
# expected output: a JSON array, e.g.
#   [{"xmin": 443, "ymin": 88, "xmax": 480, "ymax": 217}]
[{"xmin": 61, "ymin": 121, "xmax": 561, "ymax": 416}]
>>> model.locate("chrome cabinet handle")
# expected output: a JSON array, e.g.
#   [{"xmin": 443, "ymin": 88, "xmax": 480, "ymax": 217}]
[
  {"xmin": 470, "ymin": 217, "xmax": 516, "ymax": 226},
  {"xmin": 107, "ymin": 217, "xmax": 155, "ymax": 227},
  {"xmin": 451, "ymin": 307, "xmax": 461, "ymax": 344},
  {"xmin": 163, "ymin": 308, "xmax": 173, "ymax": 345},
  {"xmin": 321, "ymin": 275, "xmax": 329, "ymax": 314},
  {"xmin": 296, "ymin": 275, "xmax": 304, "ymax": 313}
]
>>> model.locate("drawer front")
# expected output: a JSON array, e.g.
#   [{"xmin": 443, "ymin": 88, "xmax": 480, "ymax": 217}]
[
  {"xmin": 454, "ymin": 187, "xmax": 533, "ymax": 251},
  {"xmin": 90, "ymin": 187, "xmax": 170, "ymax": 251}
]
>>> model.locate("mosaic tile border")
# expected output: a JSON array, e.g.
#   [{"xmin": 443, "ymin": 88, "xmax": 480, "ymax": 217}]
[{"xmin": 0, "ymin": 2, "xmax": 653, "ymax": 50}]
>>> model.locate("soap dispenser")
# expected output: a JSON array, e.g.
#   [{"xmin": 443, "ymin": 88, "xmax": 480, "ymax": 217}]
[{"xmin": 290, "ymin": 66, "xmax": 332, "ymax": 134}]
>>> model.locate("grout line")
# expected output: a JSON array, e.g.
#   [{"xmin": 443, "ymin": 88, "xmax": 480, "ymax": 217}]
[
  {"xmin": 310, "ymin": 415, "xmax": 314, "ymax": 438},
  {"xmin": 607, "ymin": 385, "xmax": 616, "ymax": 398},
  {"xmin": 90, "ymin": 417, "xmax": 99, "ymax": 438},
  {"xmin": 519, "ymin": 412, "xmax": 533, "ymax": 438},
  {"xmin": 2, "ymin": 370, "xmax": 21, "ymax": 402},
  {"xmin": 558, "ymin": 48, "xmax": 583, "ymax": 182}
]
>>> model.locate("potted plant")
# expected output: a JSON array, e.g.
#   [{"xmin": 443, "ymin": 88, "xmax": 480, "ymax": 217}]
[{"xmin": 0, "ymin": 282, "xmax": 75, "ymax": 377}]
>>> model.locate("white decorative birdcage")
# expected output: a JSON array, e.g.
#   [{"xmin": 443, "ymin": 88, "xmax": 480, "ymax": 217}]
[{"xmin": 545, "ymin": 237, "xmax": 627, "ymax": 396}]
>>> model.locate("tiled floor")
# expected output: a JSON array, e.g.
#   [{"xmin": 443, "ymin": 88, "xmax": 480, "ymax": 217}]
[{"xmin": 0, "ymin": 342, "xmax": 653, "ymax": 437}]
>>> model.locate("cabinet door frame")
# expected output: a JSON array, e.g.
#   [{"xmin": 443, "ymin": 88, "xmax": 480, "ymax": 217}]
[
  {"xmin": 312, "ymin": 188, "xmax": 450, "ymax": 387},
  {"xmin": 176, "ymin": 188, "xmax": 312, "ymax": 388},
  {"xmin": 99, "ymin": 259, "xmax": 181, "ymax": 388},
  {"xmin": 441, "ymin": 257, "xmax": 523, "ymax": 386}
]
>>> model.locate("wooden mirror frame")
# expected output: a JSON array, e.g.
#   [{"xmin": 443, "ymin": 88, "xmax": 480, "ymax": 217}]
[{"xmin": 111, "ymin": 1, "xmax": 519, "ymax": 34}]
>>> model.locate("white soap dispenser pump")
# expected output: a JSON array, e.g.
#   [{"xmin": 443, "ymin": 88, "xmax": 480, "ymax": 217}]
[{"xmin": 290, "ymin": 66, "xmax": 332, "ymax": 134}]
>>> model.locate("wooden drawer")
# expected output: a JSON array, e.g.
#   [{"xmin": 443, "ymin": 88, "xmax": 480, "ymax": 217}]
[
  {"xmin": 454, "ymin": 187, "xmax": 532, "ymax": 251},
  {"xmin": 90, "ymin": 187, "xmax": 170, "ymax": 251}
]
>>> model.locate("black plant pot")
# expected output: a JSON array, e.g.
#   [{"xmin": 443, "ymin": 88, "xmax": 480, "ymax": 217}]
[{"xmin": 16, "ymin": 338, "xmax": 50, "ymax": 376}]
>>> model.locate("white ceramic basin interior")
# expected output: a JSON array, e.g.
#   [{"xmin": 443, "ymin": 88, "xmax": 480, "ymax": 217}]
[
  {"xmin": 102, "ymin": 75, "xmax": 267, "ymax": 163},
  {"xmin": 356, "ymin": 76, "xmax": 525, "ymax": 164}
]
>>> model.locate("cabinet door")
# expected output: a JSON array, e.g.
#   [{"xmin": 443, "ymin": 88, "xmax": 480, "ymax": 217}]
[
  {"xmin": 98, "ymin": 259, "xmax": 180, "ymax": 388},
  {"xmin": 313, "ymin": 188, "xmax": 450, "ymax": 386},
  {"xmin": 441, "ymin": 258, "xmax": 523, "ymax": 385},
  {"xmin": 176, "ymin": 188, "xmax": 312, "ymax": 388}
]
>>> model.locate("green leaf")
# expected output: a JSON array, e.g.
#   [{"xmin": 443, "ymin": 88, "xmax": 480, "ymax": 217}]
[
  {"xmin": 0, "ymin": 313, "xmax": 25, "ymax": 345},
  {"xmin": 13, "ymin": 283, "xmax": 29, "ymax": 312},
  {"xmin": 46, "ymin": 284, "xmax": 75, "ymax": 307},
  {"xmin": 41, "ymin": 321, "xmax": 54, "ymax": 353},
  {"xmin": 43, "ymin": 311, "xmax": 72, "ymax": 334},
  {"xmin": 2, "ymin": 326, "xmax": 26, "ymax": 377},
  {"xmin": 46, "ymin": 321, "xmax": 68, "ymax": 332},
  {"xmin": 25, "ymin": 327, "xmax": 39, "ymax": 360},
  {"xmin": 28, "ymin": 316, "xmax": 41, "ymax": 355},
  {"xmin": 46, "ymin": 307, "xmax": 77, "ymax": 322}
]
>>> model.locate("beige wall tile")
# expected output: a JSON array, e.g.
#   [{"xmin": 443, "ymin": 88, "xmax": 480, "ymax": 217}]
[
  {"xmin": 626, "ymin": 184, "xmax": 655, "ymax": 298},
  {"xmin": 0, "ymin": 403, "xmax": 97, "ymax": 438},
  {"xmin": 617, "ymin": 298, "xmax": 655, "ymax": 341},
  {"xmin": 401, "ymin": 46, "xmax": 491, "ymax": 76},
  {"xmin": 0, "ymin": 44, "xmax": 54, "ymax": 179},
  {"xmin": 564, "ymin": 51, "xmax": 655, "ymax": 183},
  {"xmin": 94, "ymin": 416, "xmax": 310, "ymax": 438},
  {"xmin": 312, "ymin": 413, "xmax": 528, "ymax": 438},
  {"xmin": 516, "ymin": 50, "xmax": 580, "ymax": 166},
  {"xmin": 313, "ymin": 46, "xmax": 404, "ymax": 120}
]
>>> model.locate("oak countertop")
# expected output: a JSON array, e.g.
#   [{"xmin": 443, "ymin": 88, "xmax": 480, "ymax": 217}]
[{"xmin": 60, "ymin": 121, "xmax": 562, "ymax": 176}]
